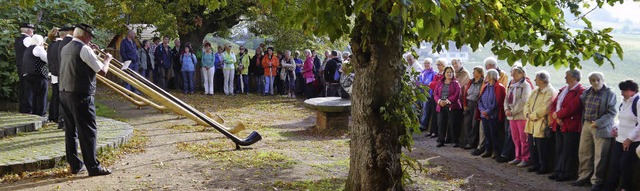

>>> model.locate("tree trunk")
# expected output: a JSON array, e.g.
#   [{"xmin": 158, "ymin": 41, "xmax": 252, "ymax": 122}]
[{"xmin": 346, "ymin": 5, "xmax": 405, "ymax": 191}]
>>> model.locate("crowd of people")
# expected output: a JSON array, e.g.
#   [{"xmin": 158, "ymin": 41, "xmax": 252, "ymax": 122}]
[
  {"xmin": 116, "ymin": 34, "xmax": 354, "ymax": 99},
  {"xmin": 408, "ymin": 54, "xmax": 640, "ymax": 191}
]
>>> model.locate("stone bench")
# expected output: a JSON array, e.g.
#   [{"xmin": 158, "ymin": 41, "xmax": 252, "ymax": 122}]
[{"xmin": 303, "ymin": 97, "xmax": 351, "ymax": 130}]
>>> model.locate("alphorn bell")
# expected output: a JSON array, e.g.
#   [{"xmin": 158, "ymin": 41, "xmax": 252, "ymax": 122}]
[
  {"xmin": 92, "ymin": 47, "xmax": 260, "ymax": 148},
  {"xmin": 204, "ymin": 111, "xmax": 246, "ymax": 134}
]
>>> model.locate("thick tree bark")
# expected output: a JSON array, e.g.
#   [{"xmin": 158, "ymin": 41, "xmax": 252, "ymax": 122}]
[{"xmin": 346, "ymin": 5, "xmax": 405, "ymax": 191}]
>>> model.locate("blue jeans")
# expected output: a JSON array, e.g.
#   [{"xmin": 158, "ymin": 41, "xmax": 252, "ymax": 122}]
[
  {"xmin": 264, "ymin": 76, "xmax": 275, "ymax": 95},
  {"xmin": 182, "ymin": 71, "xmax": 194, "ymax": 93}
]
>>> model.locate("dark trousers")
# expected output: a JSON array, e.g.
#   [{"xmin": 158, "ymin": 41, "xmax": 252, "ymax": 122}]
[
  {"xmin": 463, "ymin": 100, "xmax": 480, "ymax": 147},
  {"xmin": 214, "ymin": 68, "xmax": 224, "ymax": 93},
  {"xmin": 437, "ymin": 108, "xmax": 462, "ymax": 144},
  {"xmin": 427, "ymin": 97, "xmax": 438, "ymax": 135},
  {"xmin": 59, "ymin": 92, "xmax": 101, "ymax": 172},
  {"xmin": 124, "ymin": 63, "xmax": 139, "ymax": 93},
  {"xmin": 295, "ymin": 73, "xmax": 304, "ymax": 94},
  {"xmin": 22, "ymin": 75, "xmax": 48, "ymax": 116},
  {"xmin": 604, "ymin": 141, "xmax": 640, "ymax": 191},
  {"xmin": 529, "ymin": 135, "xmax": 553, "ymax": 171},
  {"xmin": 326, "ymin": 83, "xmax": 340, "ymax": 97},
  {"xmin": 140, "ymin": 68, "xmax": 151, "ymax": 79},
  {"xmin": 18, "ymin": 75, "xmax": 28, "ymax": 113},
  {"xmin": 482, "ymin": 118, "xmax": 501, "ymax": 154},
  {"xmin": 305, "ymin": 81, "xmax": 315, "ymax": 99},
  {"xmin": 153, "ymin": 67, "xmax": 166, "ymax": 89},
  {"xmin": 553, "ymin": 129, "xmax": 580, "ymax": 179},
  {"xmin": 170, "ymin": 66, "xmax": 183, "ymax": 90},
  {"xmin": 501, "ymin": 121, "xmax": 515, "ymax": 158},
  {"xmin": 48, "ymin": 83, "xmax": 60, "ymax": 121}
]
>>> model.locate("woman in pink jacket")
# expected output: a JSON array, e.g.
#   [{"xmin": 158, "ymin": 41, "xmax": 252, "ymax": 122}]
[{"xmin": 434, "ymin": 66, "xmax": 463, "ymax": 148}]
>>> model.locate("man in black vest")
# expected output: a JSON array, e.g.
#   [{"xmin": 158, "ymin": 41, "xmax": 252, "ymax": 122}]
[
  {"xmin": 15, "ymin": 23, "xmax": 34, "ymax": 113},
  {"xmin": 59, "ymin": 24, "xmax": 112, "ymax": 176},
  {"xmin": 51, "ymin": 25, "xmax": 75, "ymax": 129},
  {"xmin": 47, "ymin": 26, "xmax": 64, "ymax": 122},
  {"xmin": 21, "ymin": 34, "xmax": 49, "ymax": 116}
]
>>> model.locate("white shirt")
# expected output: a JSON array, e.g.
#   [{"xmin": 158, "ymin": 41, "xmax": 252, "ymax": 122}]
[
  {"xmin": 21, "ymin": 33, "xmax": 32, "ymax": 47},
  {"xmin": 556, "ymin": 83, "xmax": 580, "ymax": 112},
  {"xmin": 32, "ymin": 45, "xmax": 47, "ymax": 63},
  {"xmin": 616, "ymin": 93, "xmax": 640, "ymax": 143},
  {"xmin": 72, "ymin": 38, "xmax": 104, "ymax": 73}
]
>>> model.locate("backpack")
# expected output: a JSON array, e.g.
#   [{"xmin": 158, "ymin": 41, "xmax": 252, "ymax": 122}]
[
  {"xmin": 620, "ymin": 96, "xmax": 639, "ymax": 117},
  {"xmin": 334, "ymin": 64, "xmax": 342, "ymax": 81}
]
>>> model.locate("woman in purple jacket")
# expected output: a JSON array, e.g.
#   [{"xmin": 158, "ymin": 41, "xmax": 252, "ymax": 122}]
[{"xmin": 434, "ymin": 66, "xmax": 463, "ymax": 147}]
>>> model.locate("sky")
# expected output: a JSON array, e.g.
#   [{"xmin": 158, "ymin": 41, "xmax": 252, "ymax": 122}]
[{"xmin": 583, "ymin": 1, "xmax": 640, "ymax": 25}]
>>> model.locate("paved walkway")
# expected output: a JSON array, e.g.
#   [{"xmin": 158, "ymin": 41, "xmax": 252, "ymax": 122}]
[{"xmin": 0, "ymin": 113, "xmax": 133, "ymax": 175}]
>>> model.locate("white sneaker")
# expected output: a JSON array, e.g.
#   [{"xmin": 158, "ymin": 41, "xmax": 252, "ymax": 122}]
[{"xmin": 508, "ymin": 159, "xmax": 521, "ymax": 165}]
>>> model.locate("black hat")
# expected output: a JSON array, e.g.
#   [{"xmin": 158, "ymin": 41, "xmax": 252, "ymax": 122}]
[
  {"xmin": 59, "ymin": 24, "xmax": 75, "ymax": 32},
  {"xmin": 20, "ymin": 23, "xmax": 35, "ymax": 29},
  {"xmin": 75, "ymin": 23, "xmax": 95, "ymax": 37}
]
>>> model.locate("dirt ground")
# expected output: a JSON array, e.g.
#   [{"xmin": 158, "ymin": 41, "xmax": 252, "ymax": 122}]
[{"xmin": 0, "ymin": 88, "xmax": 589, "ymax": 191}]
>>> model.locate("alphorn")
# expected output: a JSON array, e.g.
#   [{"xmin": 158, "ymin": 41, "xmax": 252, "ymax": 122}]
[{"xmin": 93, "ymin": 47, "xmax": 260, "ymax": 149}]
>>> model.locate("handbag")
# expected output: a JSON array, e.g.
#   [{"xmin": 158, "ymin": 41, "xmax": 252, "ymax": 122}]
[{"xmin": 544, "ymin": 126, "xmax": 553, "ymax": 138}]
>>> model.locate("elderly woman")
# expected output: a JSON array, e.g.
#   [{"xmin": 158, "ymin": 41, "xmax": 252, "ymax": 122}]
[
  {"xmin": 571, "ymin": 72, "xmax": 617, "ymax": 190},
  {"xmin": 281, "ymin": 50, "xmax": 297, "ymax": 98},
  {"xmin": 604, "ymin": 80, "xmax": 640, "ymax": 191},
  {"xmin": 548, "ymin": 69, "xmax": 585, "ymax": 182},
  {"xmin": 426, "ymin": 58, "xmax": 447, "ymax": 138},
  {"xmin": 418, "ymin": 58, "xmax": 436, "ymax": 134},
  {"xmin": 22, "ymin": 34, "xmax": 48, "ymax": 116},
  {"xmin": 462, "ymin": 66, "xmax": 485, "ymax": 150},
  {"xmin": 302, "ymin": 49, "xmax": 315, "ymax": 98},
  {"xmin": 524, "ymin": 71, "xmax": 557, "ymax": 174},
  {"xmin": 504, "ymin": 64, "xmax": 533, "ymax": 167},
  {"xmin": 434, "ymin": 66, "xmax": 462, "ymax": 147},
  {"xmin": 477, "ymin": 69, "xmax": 506, "ymax": 158}
]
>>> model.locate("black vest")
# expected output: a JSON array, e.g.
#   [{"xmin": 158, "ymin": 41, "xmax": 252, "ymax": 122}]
[
  {"xmin": 59, "ymin": 41, "xmax": 97, "ymax": 95},
  {"xmin": 14, "ymin": 34, "xmax": 28, "ymax": 74},
  {"xmin": 21, "ymin": 45, "xmax": 39, "ymax": 76},
  {"xmin": 47, "ymin": 40, "xmax": 61, "ymax": 76}
]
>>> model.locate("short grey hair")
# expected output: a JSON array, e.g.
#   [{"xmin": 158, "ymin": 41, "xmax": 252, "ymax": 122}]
[
  {"xmin": 536, "ymin": 70, "xmax": 551, "ymax": 84},
  {"xmin": 588, "ymin": 72, "xmax": 604, "ymax": 81},
  {"xmin": 73, "ymin": 28, "xmax": 89, "ymax": 38},
  {"xmin": 304, "ymin": 49, "xmax": 311, "ymax": 56},
  {"xmin": 423, "ymin": 58, "xmax": 433, "ymax": 65},
  {"xmin": 566, "ymin": 69, "xmax": 582, "ymax": 82},
  {"xmin": 435, "ymin": 58, "xmax": 447, "ymax": 66},
  {"xmin": 486, "ymin": 69, "xmax": 499, "ymax": 81},
  {"xmin": 342, "ymin": 52, "xmax": 350, "ymax": 59},
  {"xmin": 484, "ymin": 57, "xmax": 498, "ymax": 67},
  {"xmin": 285, "ymin": 50, "xmax": 291, "ymax": 55}
]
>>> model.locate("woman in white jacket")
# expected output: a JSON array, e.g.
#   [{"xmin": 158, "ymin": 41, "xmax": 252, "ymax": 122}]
[
  {"xmin": 504, "ymin": 64, "xmax": 533, "ymax": 167},
  {"xmin": 604, "ymin": 80, "xmax": 640, "ymax": 191},
  {"xmin": 281, "ymin": 50, "xmax": 297, "ymax": 98}
]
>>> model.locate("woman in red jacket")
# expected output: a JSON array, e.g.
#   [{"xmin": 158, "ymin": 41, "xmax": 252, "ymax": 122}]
[
  {"xmin": 548, "ymin": 69, "xmax": 585, "ymax": 182},
  {"xmin": 434, "ymin": 66, "xmax": 463, "ymax": 147},
  {"xmin": 477, "ymin": 69, "xmax": 507, "ymax": 158}
]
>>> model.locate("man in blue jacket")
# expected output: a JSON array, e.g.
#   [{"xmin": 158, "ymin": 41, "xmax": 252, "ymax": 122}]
[
  {"xmin": 154, "ymin": 36, "xmax": 172, "ymax": 89},
  {"xmin": 119, "ymin": 30, "xmax": 139, "ymax": 93}
]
